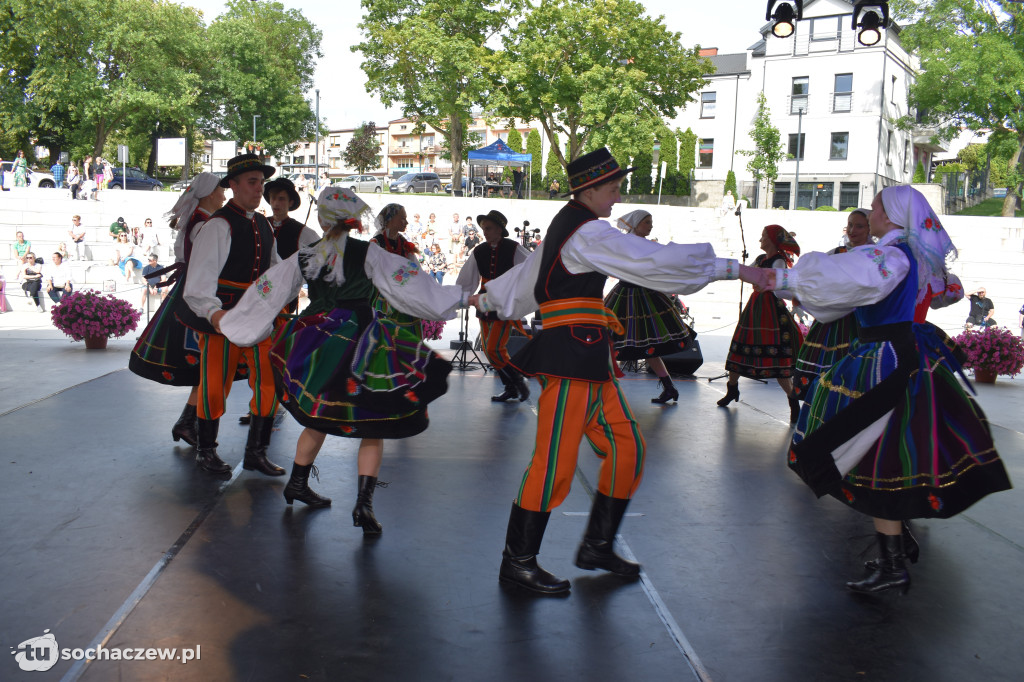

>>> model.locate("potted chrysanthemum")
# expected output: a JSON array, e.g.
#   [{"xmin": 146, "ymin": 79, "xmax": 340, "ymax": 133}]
[
  {"xmin": 50, "ymin": 290, "xmax": 141, "ymax": 349},
  {"xmin": 421, "ymin": 319, "xmax": 447, "ymax": 341},
  {"xmin": 952, "ymin": 326, "xmax": 1024, "ymax": 383}
]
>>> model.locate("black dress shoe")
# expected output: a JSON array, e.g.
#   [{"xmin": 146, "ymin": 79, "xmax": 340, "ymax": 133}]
[{"xmin": 717, "ymin": 382, "xmax": 739, "ymax": 407}]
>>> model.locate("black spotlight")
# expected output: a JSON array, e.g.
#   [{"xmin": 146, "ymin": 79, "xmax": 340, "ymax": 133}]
[
  {"xmin": 766, "ymin": 1, "xmax": 803, "ymax": 38},
  {"xmin": 852, "ymin": 1, "xmax": 889, "ymax": 46}
]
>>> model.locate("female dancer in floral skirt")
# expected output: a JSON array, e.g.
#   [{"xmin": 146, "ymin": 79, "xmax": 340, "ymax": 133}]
[
  {"xmin": 604, "ymin": 210, "xmax": 696, "ymax": 404},
  {"xmin": 217, "ymin": 188, "xmax": 465, "ymax": 535},
  {"xmin": 718, "ymin": 225, "xmax": 803, "ymax": 422},
  {"xmin": 742, "ymin": 185, "xmax": 1011, "ymax": 594}
]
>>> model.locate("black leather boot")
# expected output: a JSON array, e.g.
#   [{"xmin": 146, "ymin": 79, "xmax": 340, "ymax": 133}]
[
  {"xmin": 171, "ymin": 403, "xmax": 198, "ymax": 447},
  {"xmin": 866, "ymin": 521, "xmax": 920, "ymax": 569},
  {"xmin": 847, "ymin": 532, "xmax": 910, "ymax": 594},
  {"xmin": 575, "ymin": 493, "xmax": 641, "ymax": 577},
  {"xmin": 491, "ymin": 368, "xmax": 518, "ymax": 402},
  {"xmin": 788, "ymin": 393, "xmax": 801, "ymax": 424},
  {"xmin": 509, "ymin": 367, "xmax": 530, "ymax": 402},
  {"xmin": 195, "ymin": 418, "xmax": 231, "ymax": 475},
  {"xmin": 717, "ymin": 382, "xmax": 739, "ymax": 407},
  {"xmin": 352, "ymin": 475, "xmax": 383, "ymax": 535},
  {"xmin": 283, "ymin": 463, "xmax": 332, "ymax": 507},
  {"xmin": 651, "ymin": 375, "xmax": 679, "ymax": 404},
  {"xmin": 499, "ymin": 503, "xmax": 570, "ymax": 594},
  {"xmin": 242, "ymin": 415, "xmax": 286, "ymax": 476}
]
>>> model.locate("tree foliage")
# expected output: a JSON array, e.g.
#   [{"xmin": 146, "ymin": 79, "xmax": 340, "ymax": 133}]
[
  {"xmin": 899, "ymin": 0, "xmax": 1024, "ymax": 216},
  {"xmin": 545, "ymin": 132, "xmax": 565, "ymax": 184},
  {"xmin": 677, "ymin": 128, "xmax": 697, "ymax": 196},
  {"xmin": 356, "ymin": 0, "xmax": 526, "ymax": 190},
  {"xmin": 490, "ymin": 0, "xmax": 709, "ymax": 178},
  {"xmin": 344, "ymin": 122, "xmax": 383, "ymax": 174},
  {"xmin": 631, "ymin": 149, "xmax": 653, "ymax": 195},
  {"xmin": 503, "ymin": 127, "xmax": 524, "ymax": 182},
  {"xmin": 526, "ymin": 129, "xmax": 543, "ymax": 190},
  {"xmin": 655, "ymin": 125, "xmax": 679, "ymax": 195},
  {"xmin": 738, "ymin": 93, "xmax": 784, "ymax": 207},
  {"xmin": 724, "ymin": 170, "xmax": 737, "ymax": 196},
  {"xmin": 912, "ymin": 160, "xmax": 926, "ymax": 183}
]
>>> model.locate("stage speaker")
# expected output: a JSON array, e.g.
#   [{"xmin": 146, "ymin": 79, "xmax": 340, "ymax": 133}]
[{"xmin": 652, "ymin": 337, "xmax": 703, "ymax": 376}]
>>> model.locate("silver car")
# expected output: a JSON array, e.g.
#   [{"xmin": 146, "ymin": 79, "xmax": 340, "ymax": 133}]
[{"xmin": 337, "ymin": 174, "xmax": 383, "ymax": 194}]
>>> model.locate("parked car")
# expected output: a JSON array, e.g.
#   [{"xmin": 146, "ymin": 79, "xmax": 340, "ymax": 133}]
[
  {"xmin": 336, "ymin": 174, "xmax": 383, "ymax": 193},
  {"xmin": 390, "ymin": 172, "xmax": 442, "ymax": 194},
  {"xmin": 170, "ymin": 171, "xmax": 226, "ymax": 192},
  {"xmin": 109, "ymin": 166, "xmax": 163, "ymax": 191},
  {"xmin": 0, "ymin": 161, "xmax": 57, "ymax": 188},
  {"xmin": 443, "ymin": 177, "xmax": 467, "ymax": 193}
]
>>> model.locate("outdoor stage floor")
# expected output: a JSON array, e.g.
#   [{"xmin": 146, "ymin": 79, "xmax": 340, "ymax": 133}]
[{"xmin": 1, "ymin": 332, "xmax": 1022, "ymax": 681}]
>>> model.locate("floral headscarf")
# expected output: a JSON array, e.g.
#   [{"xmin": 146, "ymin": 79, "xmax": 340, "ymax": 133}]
[
  {"xmin": 880, "ymin": 185, "xmax": 957, "ymax": 303},
  {"xmin": 165, "ymin": 172, "xmax": 221, "ymax": 228},
  {"xmin": 616, "ymin": 210, "xmax": 652, "ymax": 234},
  {"xmin": 374, "ymin": 203, "xmax": 405, "ymax": 234},
  {"xmin": 764, "ymin": 224, "xmax": 801, "ymax": 266},
  {"xmin": 297, "ymin": 186, "xmax": 372, "ymax": 287}
]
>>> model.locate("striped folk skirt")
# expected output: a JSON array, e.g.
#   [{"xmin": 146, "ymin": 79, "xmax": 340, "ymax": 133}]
[
  {"xmin": 270, "ymin": 305, "xmax": 451, "ymax": 439},
  {"xmin": 605, "ymin": 283, "xmax": 694, "ymax": 361},
  {"xmin": 724, "ymin": 291, "xmax": 803, "ymax": 379},
  {"xmin": 792, "ymin": 313, "xmax": 857, "ymax": 400},
  {"xmin": 789, "ymin": 323, "xmax": 1011, "ymax": 520}
]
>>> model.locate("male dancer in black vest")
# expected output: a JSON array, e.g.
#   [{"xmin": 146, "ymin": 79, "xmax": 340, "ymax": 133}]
[
  {"xmin": 183, "ymin": 154, "xmax": 285, "ymax": 477},
  {"xmin": 456, "ymin": 210, "xmax": 532, "ymax": 402},
  {"xmin": 470, "ymin": 148, "xmax": 740, "ymax": 594}
]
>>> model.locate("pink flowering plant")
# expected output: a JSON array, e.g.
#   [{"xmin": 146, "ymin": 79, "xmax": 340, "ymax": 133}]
[
  {"xmin": 421, "ymin": 319, "xmax": 447, "ymax": 341},
  {"xmin": 50, "ymin": 290, "xmax": 141, "ymax": 342},
  {"xmin": 952, "ymin": 326, "xmax": 1024, "ymax": 377}
]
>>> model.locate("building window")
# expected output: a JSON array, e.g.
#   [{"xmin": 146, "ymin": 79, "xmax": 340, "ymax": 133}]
[
  {"xmin": 699, "ymin": 139, "xmax": 714, "ymax": 168},
  {"xmin": 886, "ymin": 130, "xmax": 894, "ymax": 165},
  {"xmin": 811, "ymin": 16, "xmax": 840, "ymax": 41},
  {"xmin": 773, "ymin": 182, "xmax": 791, "ymax": 209},
  {"xmin": 788, "ymin": 133, "xmax": 806, "ymax": 161},
  {"xmin": 811, "ymin": 182, "xmax": 834, "ymax": 209},
  {"xmin": 700, "ymin": 92, "xmax": 717, "ymax": 118},
  {"xmin": 797, "ymin": 182, "xmax": 814, "ymax": 209},
  {"xmin": 904, "ymin": 140, "xmax": 911, "ymax": 173},
  {"xmin": 834, "ymin": 73, "xmax": 852, "ymax": 113},
  {"xmin": 830, "ymin": 132, "xmax": 849, "ymax": 160},
  {"xmin": 839, "ymin": 182, "xmax": 860, "ymax": 210},
  {"xmin": 791, "ymin": 77, "xmax": 809, "ymax": 114}
]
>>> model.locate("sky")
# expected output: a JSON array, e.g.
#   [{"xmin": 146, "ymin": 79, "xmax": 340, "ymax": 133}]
[{"xmin": 177, "ymin": 0, "xmax": 769, "ymax": 131}]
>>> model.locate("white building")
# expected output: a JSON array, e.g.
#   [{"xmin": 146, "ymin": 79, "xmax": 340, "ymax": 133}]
[{"xmin": 672, "ymin": 0, "xmax": 946, "ymax": 210}]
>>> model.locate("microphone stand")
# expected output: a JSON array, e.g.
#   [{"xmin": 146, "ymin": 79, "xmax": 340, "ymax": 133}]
[{"xmin": 451, "ymin": 305, "xmax": 488, "ymax": 372}]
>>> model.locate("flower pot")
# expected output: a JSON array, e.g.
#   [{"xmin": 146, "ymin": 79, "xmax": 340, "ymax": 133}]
[
  {"xmin": 84, "ymin": 334, "xmax": 108, "ymax": 350},
  {"xmin": 973, "ymin": 367, "xmax": 997, "ymax": 384}
]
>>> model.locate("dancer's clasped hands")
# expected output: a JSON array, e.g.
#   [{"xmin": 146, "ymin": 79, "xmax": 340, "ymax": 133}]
[{"xmin": 738, "ymin": 264, "xmax": 775, "ymax": 292}]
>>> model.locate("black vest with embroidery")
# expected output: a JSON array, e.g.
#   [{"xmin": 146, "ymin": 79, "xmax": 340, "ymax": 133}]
[
  {"xmin": 473, "ymin": 237, "xmax": 518, "ymax": 321},
  {"xmin": 273, "ymin": 217, "xmax": 306, "ymax": 260},
  {"xmin": 509, "ymin": 201, "xmax": 613, "ymax": 382}
]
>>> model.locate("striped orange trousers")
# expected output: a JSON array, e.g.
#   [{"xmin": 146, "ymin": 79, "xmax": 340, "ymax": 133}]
[
  {"xmin": 515, "ymin": 375, "xmax": 645, "ymax": 512},
  {"xmin": 480, "ymin": 319, "xmax": 526, "ymax": 370},
  {"xmin": 196, "ymin": 333, "xmax": 277, "ymax": 420}
]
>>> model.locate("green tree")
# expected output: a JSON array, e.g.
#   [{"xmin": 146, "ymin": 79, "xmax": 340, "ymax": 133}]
[
  {"xmin": 737, "ymin": 93, "xmax": 784, "ymax": 208},
  {"xmin": 344, "ymin": 122, "xmax": 383, "ymax": 174},
  {"xmin": 206, "ymin": 0, "xmax": 322, "ymax": 159},
  {"xmin": 677, "ymin": 128, "xmax": 697, "ymax": 197},
  {"xmin": 357, "ymin": 0, "xmax": 525, "ymax": 192},
  {"xmin": 526, "ymin": 129, "xmax": 543, "ymax": 190},
  {"xmin": 912, "ymin": 160, "xmax": 926, "ymax": 183},
  {"xmin": 899, "ymin": 0, "xmax": 1024, "ymax": 216},
  {"xmin": 503, "ymin": 127, "xmax": 524, "ymax": 182},
  {"xmin": 724, "ymin": 170, "xmax": 737, "ymax": 196},
  {"xmin": 545, "ymin": 132, "xmax": 566, "ymax": 186},
  {"xmin": 631, "ymin": 149, "xmax": 653, "ymax": 195},
  {"xmin": 491, "ymin": 0, "xmax": 709, "ymax": 177},
  {"xmin": 654, "ymin": 126, "xmax": 678, "ymax": 195}
]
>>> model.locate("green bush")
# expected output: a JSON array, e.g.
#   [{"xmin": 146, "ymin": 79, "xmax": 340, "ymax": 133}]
[
  {"xmin": 843, "ymin": 206, "xmax": 856, "ymax": 211},
  {"xmin": 795, "ymin": 206, "xmax": 811, "ymax": 211},
  {"xmin": 724, "ymin": 170, "xmax": 737, "ymax": 196},
  {"xmin": 912, "ymin": 161, "xmax": 926, "ymax": 183},
  {"xmin": 815, "ymin": 205, "xmax": 838, "ymax": 211}
]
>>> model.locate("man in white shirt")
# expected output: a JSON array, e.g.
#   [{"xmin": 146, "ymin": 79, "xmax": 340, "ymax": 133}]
[
  {"xmin": 46, "ymin": 252, "xmax": 73, "ymax": 302},
  {"xmin": 68, "ymin": 215, "xmax": 87, "ymax": 260}
]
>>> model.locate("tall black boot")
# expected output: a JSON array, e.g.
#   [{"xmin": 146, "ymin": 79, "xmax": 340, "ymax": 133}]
[
  {"xmin": 575, "ymin": 493, "xmax": 641, "ymax": 577},
  {"xmin": 283, "ymin": 463, "xmax": 332, "ymax": 507},
  {"xmin": 499, "ymin": 503, "xmax": 570, "ymax": 594},
  {"xmin": 491, "ymin": 368, "xmax": 518, "ymax": 402},
  {"xmin": 508, "ymin": 367, "xmax": 530, "ymax": 402},
  {"xmin": 171, "ymin": 403, "xmax": 198, "ymax": 447},
  {"xmin": 195, "ymin": 418, "xmax": 231, "ymax": 475},
  {"xmin": 847, "ymin": 533, "xmax": 910, "ymax": 594},
  {"xmin": 866, "ymin": 521, "xmax": 920, "ymax": 569},
  {"xmin": 352, "ymin": 475, "xmax": 383, "ymax": 536},
  {"xmin": 788, "ymin": 393, "xmax": 801, "ymax": 424},
  {"xmin": 242, "ymin": 415, "xmax": 286, "ymax": 476},
  {"xmin": 651, "ymin": 375, "xmax": 678, "ymax": 404},
  {"xmin": 717, "ymin": 382, "xmax": 739, "ymax": 407}
]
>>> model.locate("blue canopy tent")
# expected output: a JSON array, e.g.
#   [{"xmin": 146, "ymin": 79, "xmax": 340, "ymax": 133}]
[{"xmin": 465, "ymin": 138, "xmax": 533, "ymax": 199}]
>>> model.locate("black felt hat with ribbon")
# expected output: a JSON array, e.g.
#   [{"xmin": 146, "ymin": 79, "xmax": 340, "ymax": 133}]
[
  {"xmin": 263, "ymin": 177, "xmax": 301, "ymax": 212},
  {"xmin": 219, "ymin": 153, "xmax": 276, "ymax": 188},
  {"xmin": 564, "ymin": 147, "xmax": 635, "ymax": 196}
]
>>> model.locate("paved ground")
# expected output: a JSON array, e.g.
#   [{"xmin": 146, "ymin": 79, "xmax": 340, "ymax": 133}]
[{"xmin": 1, "ymin": 301, "xmax": 1021, "ymax": 682}]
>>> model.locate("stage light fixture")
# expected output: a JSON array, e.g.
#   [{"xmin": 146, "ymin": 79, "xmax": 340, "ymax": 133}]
[
  {"xmin": 766, "ymin": 1, "xmax": 803, "ymax": 38},
  {"xmin": 852, "ymin": 1, "xmax": 889, "ymax": 46}
]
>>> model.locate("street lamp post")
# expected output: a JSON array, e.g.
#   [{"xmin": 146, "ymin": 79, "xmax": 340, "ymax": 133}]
[
  {"xmin": 315, "ymin": 89, "xmax": 320, "ymax": 191},
  {"xmin": 792, "ymin": 107, "xmax": 804, "ymax": 210}
]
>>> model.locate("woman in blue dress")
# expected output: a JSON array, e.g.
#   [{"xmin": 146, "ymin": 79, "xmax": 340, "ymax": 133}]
[{"xmin": 741, "ymin": 185, "xmax": 1011, "ymax": 594}]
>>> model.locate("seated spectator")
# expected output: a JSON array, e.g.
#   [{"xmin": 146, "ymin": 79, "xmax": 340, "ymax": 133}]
[
  {"xmin": 426, "ymin": 243, "xmax": 448, "ymax": 285},
  {"xmin": 141, "ymin": 219, "xmax": 160, "ymax": 257},
  {"xmin": 110, "ymin": 232, "xmax": 141, "ymax": 282},
  {"xmin": 56, "ymin": 242, "xmax": 71, "ymax": 261},
  {"xmin": 68, "ymin": 215, "xmax": 87, "ymax": 260},
  {"xmin": 109, "ymin": 217, "xmax": 128, "ymax": 240},
  {"xmin": 18, "ymin": 252, "xmax": 44, "ymax": 311},
  {"xmin": 13, "ymin": 231, "xmax": 32, "ymax": 264},
  {"xmin": 966, "ymin": 288, "xmax": 996, "ymax": 328},
  {"xmin": 80, "ymin": 176, "xmax": 97, "ymax": 201},
  {"xmin": 46, "ymin": 252, "xmax": 73, "ymax": 303},
  {"xmin": 140, "ymin": 254, "xmax": 167, "ymax": 308},
  {"xmin": 548, "ymin": 178, "xmax": 560, "ymax": 200}
]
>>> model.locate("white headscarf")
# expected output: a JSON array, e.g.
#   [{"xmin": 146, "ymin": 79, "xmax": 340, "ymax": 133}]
[
  {"xmin": 298, "ymin": 186, "xmax": 373, "ymax": 286},
  {"xmin": 374, "ymin": 203, "xmax": 405, "ymax": 235},
  {"xmin": 164, "ymin": 172, "xmax": 221, "ymax": 228},
  {"xmin": 880, "ymin": 185, "xmax": 957, "ymax": 303},
  {"xmin": 616, "ymin": 210, "xmax": 652, "ymax": 234}
]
